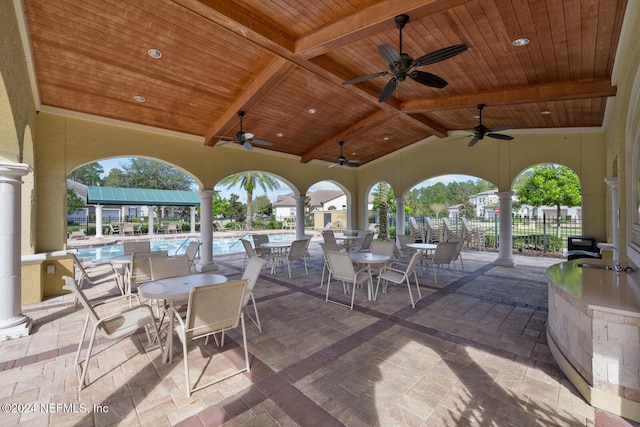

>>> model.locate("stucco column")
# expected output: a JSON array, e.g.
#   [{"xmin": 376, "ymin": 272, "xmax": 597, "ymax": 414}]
[
  {"xmin": 197, "ymin": 190, "xmax": 218, "ymax": 272},
  {"xmin": 95, "ymin": 204, "xmax": 103, "ymax": 238},
  {"xmin": 147, "ymin": 206, "xmax": 154, "ymax": 235},
  {"xmin": 395, "ymin": 197, "xmax": 405, "ymax": 242},
  {"xmin": 295, "ymin": 195, "xmax": 305, "ymax": 239},
  {"xmin": 0, "ymin": 162, "xmax": 33, "ymax": 340},
  {"xmin": 604, "ymin": 177, "xmax": 620, "ymax": 264},
  {"xmin": 494, "ymin": 191, "xmax": 517, "ymax": 267},
  {"xmin": 190, "ymin": 206, "xmax": 197, "ymax": 233}
]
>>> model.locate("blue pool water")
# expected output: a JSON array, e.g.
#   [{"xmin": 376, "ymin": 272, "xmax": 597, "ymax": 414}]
[{"xmin": 76, "ymin": 235, "xmax": 296, "ymax": 263}]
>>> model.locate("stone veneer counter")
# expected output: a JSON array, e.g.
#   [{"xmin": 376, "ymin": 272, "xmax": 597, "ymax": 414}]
[{"xmin": 547, "ymin": 258, "xmax": 640, "ymax": 422}]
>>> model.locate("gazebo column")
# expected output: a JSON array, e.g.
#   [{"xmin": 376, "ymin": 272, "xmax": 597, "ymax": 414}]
[
  {"xmin": 147, "ymin": 206, "xmax": 154, "ymax": 235},
  {"xmin": 0, "ymin": 162, "xmax": 32, "ymax": 340},
  {"xmin": 295, "ymin": 195, "xmax": 305, "ymax": 239},
  {"xmin": 197, "ymin": 190, "xmax": 218, "ymax": 272},
  {"xmin": 95, "ymin": 204, "xmax": 103, "ymax": 238},
  {"xmin": 395, "ymin": 197, "xmax": 405, "ymax": 243},
  {"xmin": 190, "ymin": 206, "xmax": 197, "ymax": 233},
  {"xmin": 494, "ymin": 191, "xmax": 517, "ymax": 267}
]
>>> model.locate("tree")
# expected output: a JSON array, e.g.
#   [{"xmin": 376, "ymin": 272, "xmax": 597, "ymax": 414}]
[
  {"xmin": 68, "ymin": 162, "xmax": 103, "ymax": 186},
  {"xmin": 430, "ymin": 203, "xmax": 447, "ymax": 218},
  {"xmin": 226, "ymin": 194, "xmax": 246, "ymax": 222},
  {"xmin": 252, "ymin": 195, "xmax": 272, "ymax": 218},
  {"xmin": 121, "ymin": 158, "xmax": 194, "ymax": 190},
  {"xmin": 219, "ymin": 172, "xmax": 280, "ymax": 229},
  {"xmin": 103, "ymin": 168, "xmax": 127, "ymax": 187},
  {"xmin": 67, "ymin": 188, "xmax": 85, "ymax": 215},
  {"xmin": 372, "ymin": 182, "xmax": 390, "ymax": 239},
  {"xmin": 212, "ymin": 193, "xmax": 230, "ymax": 219},
  {"xmin": 515, "ymin": 165, "xmax": 581, "ymax": 233}
]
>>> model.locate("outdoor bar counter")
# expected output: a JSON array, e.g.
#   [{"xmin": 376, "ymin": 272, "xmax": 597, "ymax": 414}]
[{"xmin": 547, "ymin": 258, "xmax": 640, "ymax": 421}]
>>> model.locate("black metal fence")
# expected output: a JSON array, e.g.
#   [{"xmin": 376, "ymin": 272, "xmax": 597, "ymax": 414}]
[{"xmin": 409, "ymin": 214, "xmax": 583, "ymax": 257}]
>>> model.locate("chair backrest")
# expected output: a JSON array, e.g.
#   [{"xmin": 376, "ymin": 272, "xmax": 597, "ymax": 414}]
[
  {"xmin": 325, "ymin": 250, "xmax": 355, "ymax": 281},
  {"xmin": 320, "ymin": 241, "xmax": 340, "ymax": 252},
  {"xmin": 150, "ymin": 255, "xmax": 191, "ymax": 280},
  {"xmin": 433, "ymin": 242, "xmax": 458, "ymax": 264},
  {"xmin": 460, "ymin": 217, "xmax": 470, "ymax": 231},
  {"xmin": 131, "ymin": 251, "xmax": 169, "ymax": 289},
  {"xmin": 370, "ymin": 240, "xmax": 396, "ymax": 257},
  {"xmin": 241, "ymin": 256, "xmax": 267, "ymax": 306},
  {"xmin": 397, "ymin": 234, "xmax": 416, "ymax": 248},
  {"xmin": 288, "ymin": 239, "xmax": 308, "ymax": 260},
  {"xmin": 63, "ymin": 276, "xmax": 100, "ymax": 324},
  {"xmin": 241, "ymin": 239, "xmax": 257, "ymax": 257},
  {"xmin": 71, "ymin": 253, "xmax": 89, "ymax": 279},
  {"xmin": 449, "ymin": 237, "xmax": 464, "ymax": 258},
  {"xmin": 406, "ymin": 250, "xmax": 423, "ymax": 272},
  {"xmin": 322, "ymin": 230, "xmax": 338, "ymax": 245},
  {"xmin": 185, "ymin": 241, "xmax": 202, "ymax": 262},
  {"xmin": 360, "ymin": 232, "xmax": 375, "ymax": 250},
  {"xmin": 425, "ymin": 217, "xmax": 436, "ymax": 230},
  {"xmin": 184, "ymin": 279, "xmax": 248, "ymax": 341},
  {"xmin": 123, "ymin": 241, "xmax": 151, "ymax": 255},
  {"xmin": 251, "ymin": 234, "xmax": 269, "ymax": 247}
]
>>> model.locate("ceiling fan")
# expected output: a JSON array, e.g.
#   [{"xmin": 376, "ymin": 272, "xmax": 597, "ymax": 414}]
[
  {"xmin": 214, "ymin": 111, "xmax": 274, "ymax": 150},
  {"xmin": 329, "ymin": 141, "xmax": 362, "ymax": 168},
  {"xmin": 465, "ymin": 104, "xmax": 516, "ymax": 147},
  {"xmin": 341, "ymin": 14, "xmax": 467, "ymax": 103}
]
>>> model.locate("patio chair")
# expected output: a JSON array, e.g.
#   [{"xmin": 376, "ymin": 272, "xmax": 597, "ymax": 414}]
[
  {"xmin": 173, "ymin": 279, "xmax": 249, "ymax": 397},
  {"xmin": 424, "ymin": 218, "xmax": 440, "ymax": 244},
  {"xmin": 122, "ymin": 222, "xmax": 135, "ymax": 236},
  {"xmin": 354, "ymin": 231, "xmax": 375, "ymax": 252},
  {"xmin": 251, "ymin": 233, "xmax": 271, "ymax": 258},
  {"xmin": 107, "ymin": 223, "xmax": 120, "ymax": 236},
  {"xmin": 324, "ymin": 250, "xmax": 372, "ymax": 310},
  {"xmin": 441, "ymin": 218, "xmax": 454, "ymax": 242},
  {"xmin": 375, "ymin": 251, "xmax": 423, "ymax": 307},
  {"xmin": 319, "ymin": 241, "xmax": 340, "ymax": 288},
  {"xmin": 408, "ymin": 217, "xmax": 426, "ymax": 243},
  {"xmin": 128, "ymin": 251, "xmax": 169, "ymax": 295},
  {"xmin": 449, "ymin": 237, "xmax": 465, "ymax": 272},
  {"xmin": 285, "ymin": 239, "xmax": 309, "ymax": 279},
  {"xmin": 396, "ymin": 234, "xmax": 418, "ymax": 262},
  {"xmin": 123, "ymin": 241, "xmax": 151, "ymax": 255},
  {"xmin": 185, "ymin": 241, "xmax": 202, "ymax": 272},
  {"xmin": 322, "ymin": 230, "xmax": 344, "ymax": 250},
  {"xmin": 71, "ymin": 253, "xmax": 121, "ymax": 294},
  {"xmin": 62, "ymin": 276, "xmax": 162, "ymax": 392},
  {"xmin": 424, "ymin": 241, "xmax": 458, "ymax": 284},
  {"xmin": 241, "ymin": 256, "xmax": 268, "ymax": 331},
  {"xmin": 460, "ymin": 218, "xmax": 474, "ymax": 247},
  {"xmin": 369, "ymin": 240, "xmax": 396, "ymax": 274},
  {"xmin": 150, "ymin": 255, "xmax": 191, "ymax": 280}
]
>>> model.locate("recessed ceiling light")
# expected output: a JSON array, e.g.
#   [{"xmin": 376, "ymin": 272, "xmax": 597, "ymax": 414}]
[
  {"xmin": 512, "ymin": 37, "xmax": 530, "ymax": 47},
  {"xmin": 541, "ymin": 110, "xmax": 552, "ymax": 115},
  {"xmin": 307, "ymin": 108, "xmax": 316, "ymax": 114},
  {"xmin": 383, "ymin": 136, "xmax": 390, "ymax": 141},
  {"xmin": 473, "ymin": 115, "xmax": 480, "ymax": 119},
  {"xmin": 276, "ymin": 133, "xmax": 284, "ymax": 137},
  {"xmin": 133, "ymin": 95, "xmax": 145, "ymax": 103},
  {"xmin": 147, "ymin": 48, "xmax": 162, "ymax": 58}
]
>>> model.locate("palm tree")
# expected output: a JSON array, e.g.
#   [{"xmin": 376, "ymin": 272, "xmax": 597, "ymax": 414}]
[{"xmin": 219, "ymin": 172, "xmax": 281, "ymax": 230}]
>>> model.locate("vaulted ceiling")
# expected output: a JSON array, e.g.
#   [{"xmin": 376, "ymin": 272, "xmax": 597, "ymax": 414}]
[{"xmin": 19, "ymin": 0, "xmax": 627, "ymax": 166}]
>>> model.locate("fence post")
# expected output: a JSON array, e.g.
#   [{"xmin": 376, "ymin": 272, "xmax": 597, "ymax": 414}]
[
  {"xmin": 543, "ymin": 214, "xmax": 547, "ymax": 253},
  {"xmin": 494, "ymin": 214, "xmax": 498, "ymax": 249}
]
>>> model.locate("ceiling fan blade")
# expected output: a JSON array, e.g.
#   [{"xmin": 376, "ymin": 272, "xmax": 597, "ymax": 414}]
[
  {"xmin": 468, "ymin": 137, "xmax": 480, "ymax": 147},
  {"xmin": 242, "ymin": 141, "xmax": 253, "ymax": 150},
  {"xmin": 411, "ymin": 43, "xmax": 468, "ymax": 68},
  {"xmin": 409, "ymin": 71, "xmax": 448, "ymax": 89},
  {"xmin": 342, "ymin": 71, "xmax": 388, "ymax": 85},
  {"xmin": 378, "ymin": 78, "xmax": 398, "ymax": 103},
  {"xmin": 251, "ymin": 139, "xmax": 273, "ymax": 146},
  {"xmin": 488, "ymin": 125, "xmax": 516, "ymax": 133},
  {"xmin": 487, "ymin": 133, "xmax": 514, "ymax": 140},
  {"xmin": 378, "ymin": 44, "xmax": 400, "ymax": 64}
]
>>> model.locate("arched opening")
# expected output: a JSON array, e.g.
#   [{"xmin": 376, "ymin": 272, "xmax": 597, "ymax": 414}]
[{"xmin": 305, "ymin": 180, "xmax": 351, "ymax": 230}]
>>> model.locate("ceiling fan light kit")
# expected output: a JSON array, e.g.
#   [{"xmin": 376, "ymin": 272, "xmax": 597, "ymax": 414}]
[{"xmin": 342, "ymin": 14, "xmax": 468, "ymax": 103}]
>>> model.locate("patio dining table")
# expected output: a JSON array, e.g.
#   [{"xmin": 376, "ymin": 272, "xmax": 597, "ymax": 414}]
[
  {"xmin": 349, "ymin": 252, "xmax": 391, "ymax": 300},
  {"xmin": 138, "ymin": 273, "xmax": 228, "ymax": 363}
]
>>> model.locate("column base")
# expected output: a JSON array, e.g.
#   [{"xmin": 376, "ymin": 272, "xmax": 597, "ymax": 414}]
[
  {"xmin": 196, "ymin": 262, "xmax": 219, "ymax": 272},
  {"xmin": 0, "ymin": 314, "xmax": 32, "ymax": 341},
  {"xmin": 494, "ymin": 256, "xmax": 517, "ymax": 267}
]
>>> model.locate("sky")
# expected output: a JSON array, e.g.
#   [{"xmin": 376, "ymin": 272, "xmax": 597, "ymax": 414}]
[{"xmin": 97, "ymin": 158, "xmax": 478, "ymax": 203}]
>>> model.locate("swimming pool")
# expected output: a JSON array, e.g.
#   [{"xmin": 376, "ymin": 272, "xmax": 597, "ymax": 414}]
[{"xmin": 75, "ymin": 235, "xmax": 296, "ymax": 263}]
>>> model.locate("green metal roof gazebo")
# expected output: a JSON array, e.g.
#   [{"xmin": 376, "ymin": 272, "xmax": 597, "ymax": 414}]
[{"xmin": 87, "ymin": 186, "xmax": 200, "ymax": 206}]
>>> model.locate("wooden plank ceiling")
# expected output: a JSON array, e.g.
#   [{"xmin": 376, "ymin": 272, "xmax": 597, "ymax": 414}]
[{"xmin": 21, "ymin": 0, "xmax": 627, "ymax": 166}]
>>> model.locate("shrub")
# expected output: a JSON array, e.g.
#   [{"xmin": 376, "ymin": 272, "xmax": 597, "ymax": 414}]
[{"xmin": 513, "ymin": 234, "xmax": 562, "ymax": 251}]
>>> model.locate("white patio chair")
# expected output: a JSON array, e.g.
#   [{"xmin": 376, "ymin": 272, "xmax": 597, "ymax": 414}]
[
  {"xmin": 319, "ymin": 242, "xmax": 340, "ymax": 288},
  {"xmin": 241, "ymin": 256, "xmax": 268, "ymax": 331},
  {"xmin": 251, "ymin": 233, "xmax": 271, "ymax": 258},
  {"xmin": 375, "ymin": 251, "xmax": 423, "ymax": 307},
  {"xmin": 128, "ymin": 251, "xmax": 169, "ymax": 295},
  {"xmin": 185, "ymin": 241, "xmax": 202, "ymax": 272},
  {"xmin": 324, "ymin": 250, "xmax": 372, "ymax": 310},
  {"xmin": 369, "ymin": 240, "xmax": 396, "ymax": 274},
  {"xmin": 123, "ymin": 240, "xmax": 151, "ymax": 255},
  {"xmin": 71, "ymin": 253, "xmax": 121, "ymax": 295},
  {"xmin": 355, "ymin": 232, "xmax": 375, "ymax": 252},
  {"xmin": 449, "ymin": 236, "xmax": 465, "ymax": 272},
  {"xmin": 424, "ymin": 241, "xmax": 458, "ymax": 284},
  {"xmin": 62, "ymin": 276, "xmax": 162, "ymax": 392},
  {"xmin": 285, "ymin": 239, "xmax": 309, "ymax": 278},
  {"xmin": 174, "ymin": 279, "xmax": 249, "ymax": 397}
]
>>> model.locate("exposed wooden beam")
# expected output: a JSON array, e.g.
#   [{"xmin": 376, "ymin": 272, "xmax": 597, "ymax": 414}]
[
  {"xmin": 204, "ymin": 58, "xmax": 295, "ymax": 146},
  {"xmin": 300, "ymin": 110, "xmax": 393, "ymax": 163},
  {"xmin": 400, "ymin": 80, "xmax": 617, "ymax": 112},
  {"xmin": 295, "ymin": 0, "xmax": 474, "ymax": 59}
]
